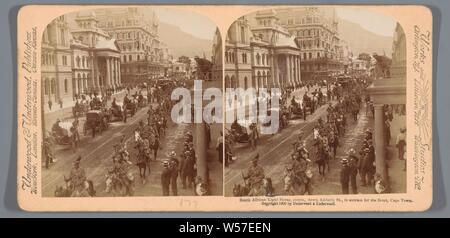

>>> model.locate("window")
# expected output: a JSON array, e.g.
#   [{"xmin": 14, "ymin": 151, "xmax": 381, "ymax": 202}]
[
  {"xmin": 62, "ymin": 55, "xmax": 67, "ymax": 66},
  {"xmin": 303, "ymin": 53, "xmax": 307, "ymax": 59},
  {"xmin": 76, "ymin": 56, "xmax": 80, "ymax": 68},
  {"xmin": 317, "ymin": 52, "xmax": 320, "ymax": 58},
  {"xmin": 60, "ymin": 29, "xmax": 65, "ymax": 46},
  {"xmin": 129, "ymin": 55, "xmax": 132, "ymax": 61},
  {"xmin": 123, "ymin": 55, "xmax": 127, "ymax": 62},
  {"xmin": 64, "ymin": 79, "xmax": 68, "ymax": 93},
  {"xmin": 137, "ymin": 55, "xmax": 140, "ymax": 61},
  {"xmin": 256, "ymin": 53, "xmax": 260, "ymax": 65},
  {"xmin": 309, "ymin": 53, "xmax": 312, "ymax": 59},
  {"xmin": 244, "ymin": 77, "xmax": 248, "ymax": 89},
  {"xmin": 50, "ymin": 79, "xmax": 56, "ymax": 94},
  {"xmin": 242, "ymin": 53, "xmax": 247, "ymax": 63},
  {"xmin": 262, "ymin": 54, "xmax": 265, "ymax": 65},
  {"xmin": 266, "ymin": 55, "xmax": 269, "ymax": 65},
  {"xmin": 44, "ymin": 78, "xmax": 49, "ymax": 95},
  {"xmin": 240, "ymin": 26, "xmax": 245, "ymax": 43},
  {"xmin": 82, "ymin": 57, "xmax": 85, "ymax": 68}
]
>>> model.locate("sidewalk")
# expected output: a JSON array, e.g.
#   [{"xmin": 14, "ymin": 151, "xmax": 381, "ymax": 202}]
[{"xmin": 385, "ymin": 112, "xmax": 407, "ymax": 193}]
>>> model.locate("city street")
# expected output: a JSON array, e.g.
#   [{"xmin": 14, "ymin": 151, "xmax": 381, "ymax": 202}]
[
  {"xmin": 42, "ymin": 92, "xmax": 223, "ymax": 197},
  {"xmin": 225, "ymin": 89, "xmax": 406, "ymax": 196}
]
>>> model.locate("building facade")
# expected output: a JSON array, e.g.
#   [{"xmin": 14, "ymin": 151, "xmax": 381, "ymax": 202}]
[
  {"xmin": 225, "ymin": 10, "xmax": 302, "ymax": 90},
  {"xmin": 276, "ymin": 7, "xmax": 344, "ymax": 82},
  {"xmin": 211, "ymin": 28, "xmax": 223, "ymax": 82},
  {"xmin": 42, "ymin": 12, "xmax": 122, "ymax": 107},
  {"xmin": 94, "ymin": 7, "xmax": 169, "ymax": 83}
]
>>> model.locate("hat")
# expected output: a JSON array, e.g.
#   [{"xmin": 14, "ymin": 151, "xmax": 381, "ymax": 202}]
[
  {"xmin": 348, "ymin": 148, "xmax": 356, "ymax": 156},
  {"xmin": 73, "ymin": 156, "xmax": 81, "ymax": 164},
  {"xmin": 169, "ymin": 151, "xmax": 177, "ymax": 158},
  {"xmin": 341, "ymin": 158, "xmax": 349, "ymax": 165},
  {"xmin": 400, "ymin": 127, "xmax": 406, "ymax": 133},
  {"xmin": 162, "ymin": 159, "xmax": 170, "ymax": 167}
]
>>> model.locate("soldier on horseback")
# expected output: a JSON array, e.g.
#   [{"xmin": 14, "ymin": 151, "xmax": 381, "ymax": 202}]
[
  {"xmin": 243, "ymin": 154, "xmax": 265, "ymax": 196},
  {"xmin": 65, "ymin": 156, "xmax": 87, "ymax": 196}
]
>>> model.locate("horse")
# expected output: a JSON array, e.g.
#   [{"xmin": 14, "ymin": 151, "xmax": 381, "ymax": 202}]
[
  {"xmin": 135, "ymin": 138, "xmax": 151, "ymax": 184},
  {"xmin": 104, "ymin": 171, "xmax": 135, "ymax": 197},
  {"xmin": 232, "ymin": 178, "xmax": 273, "ymax": 197},
  {"xmin": 54, "ymin": 179, "xmax": 96, "ymax": 197}
]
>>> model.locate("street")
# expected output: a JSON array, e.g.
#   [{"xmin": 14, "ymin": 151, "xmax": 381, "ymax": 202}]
[
  {"xmin": 42, "ymin": 90, "xmax": 223, "ymax": 197},
  {"xmin": 225, "ymin": 88, "xmax": 406, "ymax": 196}
]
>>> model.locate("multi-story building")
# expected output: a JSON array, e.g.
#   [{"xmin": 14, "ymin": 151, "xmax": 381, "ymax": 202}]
[
  {"xmin": 225, "ymin": 10, "xmax": 301, "ymax": 90},
  {"xmin": 41, "ymin": 12, "xmax": 121, "ymax": 108},
  {"xmin": 70, "ymin": 11, "xmax": 121, "ymax": 94},
  {"xmin": 94, "ymin": 7, "xmax": 168, "ymax": 83},
  {"xmin": 211, "ymin": 28, "xmax": 223, "ymax": 82},
  {"xmin": 41, "ymin": 15, "xmax": 73, "ymax": 106},
  {"xmin": 276, "ymin": 7, "xmax": 344, "ymax": 81}
]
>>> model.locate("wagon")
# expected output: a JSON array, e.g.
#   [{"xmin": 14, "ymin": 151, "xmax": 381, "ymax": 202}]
[{"xmin": 83, "ymin": 110, "xmax": 110, "ymax": 138}]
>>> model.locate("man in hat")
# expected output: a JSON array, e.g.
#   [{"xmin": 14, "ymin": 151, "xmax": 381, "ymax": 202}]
[
  {"xmin": 340, "ymin": 158, "xmax": 351, "ymax": 194},
  {"xmin": 66, "ymin": 156, "xmax": 86, "ymax": 195},
  {"xmin": 359, "ymin": 147, "xmax": 375, "ymax": 186},
  {"xmin": 161, "ymin": 159, "xmax": 171, "ymax": 196},
  {"xmin": 396, "ymin": 127, "xmax": 406, "ymax": 160},
  {"xmin": 243, "ymin": 154, "xmax": 265, "ymax": 196},
  {"xmin": 347, "ymin": 148, "xmax": 359, "ymax": 194},
  {"xmin": 181, "ymin": 149, "xmax": 196, "ymax": 189},
  {"xmin": 168, "ymin": 151, "xmax": 179, "ymax": 196}
]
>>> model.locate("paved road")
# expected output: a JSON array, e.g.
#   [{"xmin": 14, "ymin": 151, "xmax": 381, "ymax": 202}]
[
  {"xmin": 42, "ymin": 96, "xmax": 223, "ymax": 197},
  {"xmin": 224, "ymin": 91, "xmax": 377, "ymax": 196}
]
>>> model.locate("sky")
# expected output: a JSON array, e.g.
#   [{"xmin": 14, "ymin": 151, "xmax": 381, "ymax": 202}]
[
  {"xmin": 154, "ymin": 7, "xmax": 216, "ymax": 41},
  {"xmin": 335, "ymin": 7, "xmax": 397, "ymax": 37}
]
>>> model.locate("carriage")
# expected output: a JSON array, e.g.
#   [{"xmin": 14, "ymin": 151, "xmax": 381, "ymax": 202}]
[
  {"xmin": 108, "ymin": 103, "xmax": 124, "ymax": 122},
  {"xmin": 51, "ymin": 120, "xmax": 75, "ymax": 145},
  {"xmin": 123, "ymin": 101, "xmax": 137, "ymax": 117},
  {"xmin": 83, "ymin": 110, "xmax": 110, "ymax": 137}
]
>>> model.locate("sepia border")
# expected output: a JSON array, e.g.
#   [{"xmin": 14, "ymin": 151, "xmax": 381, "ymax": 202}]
[{"xmin": 16, "ymin": 4, "xmax": 432, "ymax": 211}]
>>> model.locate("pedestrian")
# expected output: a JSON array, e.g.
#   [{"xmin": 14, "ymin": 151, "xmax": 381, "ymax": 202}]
[
  {"xmin": 396, "ymin": 127, "xmax": 406, "ymax": 160},
  {"xmin": 48, "ymin": 100, "xmax": 52, "ymax": 110},
  {"xmin": 59, "ymin": 98, "xmax": 63, "ymax": 109},
  {"xmin": 161, "ymin": 160, "xmax": 171, "ymax": 196},
  {"xmin": 359, "ymin": 148, "xmax": 375, "ymax": 186},
  {"xmin": 168, "ymin": 151, "xmax": 179, "ymax": 196},
  {"xmin": 385, "ymin": 119, "xmax": 391, "ymax": 146},
  {"xmin": 216, "ymin": 131, "xmax": 224, "ymax": 164},
  {"xmin": 249, "ymin": 123, "xmax": 258, "ymax": 150},
  {"xmin": 340, "ymin": 158, "xmax": 351, "ymax": 194}
]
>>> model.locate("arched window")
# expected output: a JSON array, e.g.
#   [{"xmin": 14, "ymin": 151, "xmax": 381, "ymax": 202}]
[
  {"xmin": 230, "ymin": 75, "xmax": 236, "ymax": 89},
  {"xmin": 82, "ymin": 56, "xmax": 85, "ymax": 68},
  {"xmin": 137, "ymin": 55, "xmax": 140, "ymax": 61},
  {"xmin": 262, "ymin": 54, "xmax": 265, "ymax": 65},
  {"xmin": 256, "ymin": 53, "xmax": 260, "ymax": 65},
  {"xmin": 225, "ymin": 75, "xmax": 230, "ymax": 88},
  {"xmin": 266, "ymin": 55, "xmax": 270, "ymax": 65},
  {"xmin": 123, "ymin": 55, "xmax": 127, "ymax": 62},
  {"xmin": 244, "ymin": 77, "xmax": 248, "ymax": 89},
  {"xmin": 129, "ymin": 55, "xmax": 132, "ymax": 61},
  {"xmin": 50, "ymin": 78, "xmax": 56, "ymax": 94}
]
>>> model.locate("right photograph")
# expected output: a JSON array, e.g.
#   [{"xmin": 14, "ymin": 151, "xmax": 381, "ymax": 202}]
[{"xmin": 224, "ymin": 6, "xmax": 406, "ymax": 197}]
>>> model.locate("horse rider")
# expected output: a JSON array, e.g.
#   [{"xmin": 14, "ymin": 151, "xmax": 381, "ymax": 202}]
[
  {"xmin": 65, "ymin": 156, "xmax": 86, "ymax": 196},
  {"xmin": 112, "ymin": 156, "xmax": 132, "ymax": 192},
  {"xmin": 243, "ymin": 154, "xmax": 265, "ymax": 196}
]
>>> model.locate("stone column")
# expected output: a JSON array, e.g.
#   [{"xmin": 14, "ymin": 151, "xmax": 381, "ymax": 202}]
[
  {"xmin": 298, "ymin": 55, "xmax": 301, "ymax": 84},
  {"xmin": 285, "ymin": 55, "xmax": 291, "ymax": 87},
  {"xmin": 106, "ymin": 57, "xmax": 111, "ymax": 88},
  {"xmin": 374, "ymin": 104, "xmax": 388, "ymax": 189},
  {"xmin": 118, "ymin": 59, "xmax": 121, "ymax": 86}
]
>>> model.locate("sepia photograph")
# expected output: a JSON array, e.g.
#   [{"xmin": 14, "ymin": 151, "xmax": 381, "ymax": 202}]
[
  {"xmin": 223, "ymin": 6, "xmax": 407, "ymax": 197},
  {"xmin": 15, "ymin": 4, "xmax": 432, "ymax": 211},
  {"xmin": 40, "ymin": 7, "xmax": 223, "ymax": 197}
]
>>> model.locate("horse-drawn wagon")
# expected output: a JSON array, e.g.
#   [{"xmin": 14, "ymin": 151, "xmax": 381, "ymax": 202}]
[{"xmin": 83, "ymin": 110, "xmax": 110, "ymax": 138}]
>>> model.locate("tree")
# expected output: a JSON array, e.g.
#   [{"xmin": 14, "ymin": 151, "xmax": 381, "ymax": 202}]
[{"xmin": 372, "ymin": 54, "xmax": 392, "ymax": 78}]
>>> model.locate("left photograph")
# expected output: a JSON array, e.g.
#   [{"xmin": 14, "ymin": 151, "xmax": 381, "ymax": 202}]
[{"xmin": 41, "ymin": 7, "xmax": 223, "ymax": 197}]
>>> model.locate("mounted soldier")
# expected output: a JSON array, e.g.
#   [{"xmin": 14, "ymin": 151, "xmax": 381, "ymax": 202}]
[{"xmin": 243, "ymin": 154, "xmax": 265, "ymax": 196}]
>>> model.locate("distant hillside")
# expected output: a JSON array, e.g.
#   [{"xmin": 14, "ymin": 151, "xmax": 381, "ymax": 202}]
[
  {"xmin": 339, "ymin": 19, "xmax": 393, "ymax": 56},
  {"xmin": 158, "ymin": 22, "xmax": 213, "ymax": 59}
]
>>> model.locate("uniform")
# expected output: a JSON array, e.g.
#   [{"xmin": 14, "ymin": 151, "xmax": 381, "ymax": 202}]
[
  {"xmin": 161, "ymin": 166, "xmax": 171, "ymax": 196},
  {"xmin": 169, "ymin": 157, "xmax": 179, "ymax": 196}
]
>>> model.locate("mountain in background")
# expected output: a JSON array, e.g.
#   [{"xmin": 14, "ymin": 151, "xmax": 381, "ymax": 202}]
[
  {"xmin": 158, "ymin": 22, "xmax": 213, "ymax": 59},
  {"xmin": 338, "ymin": 19, "xmax": 393, "ymax": 57}
]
